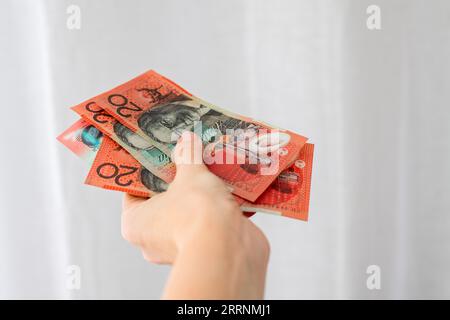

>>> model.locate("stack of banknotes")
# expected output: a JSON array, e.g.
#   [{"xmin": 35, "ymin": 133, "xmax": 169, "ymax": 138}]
[{"xmin": 57, "ymin": 70, "xmax": 314, "ymax": 221}]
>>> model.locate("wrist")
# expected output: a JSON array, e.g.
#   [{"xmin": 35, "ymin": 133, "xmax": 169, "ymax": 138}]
[
  {"xmin": 174, "ymin": 210, "xmax": 242, "ymax": 254},
  {"xmin": 167, "ymin": 215, "xmax": 269, "ymax": 299}
]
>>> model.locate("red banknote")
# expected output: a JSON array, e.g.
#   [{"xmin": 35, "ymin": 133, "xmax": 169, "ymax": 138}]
[
  {"xmin": 84, "ymin": 136, "xmax": 168, "ymax": 197},
  {"xmin": 241, "ymin": 143, "xmax": 314, "ymax": 221},
  {"xmin": 83, "ymin": 134, "xmax": 313, "ymax": 220},
  {"xmin": 72, "ymin": 101, "xmax": 176, "ymax": 183},
  {"xmin": 56, "ymin": 118, "xmax": 103, "ymax": 163},
  {"xmin": 91, "ymin": 70, "xmax": 308, "ymax": 201}
]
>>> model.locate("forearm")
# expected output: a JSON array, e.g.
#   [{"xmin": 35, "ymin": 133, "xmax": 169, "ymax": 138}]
[{"xmin": 162, "ymin": 220, "xmax": 269, "ymax": 299}]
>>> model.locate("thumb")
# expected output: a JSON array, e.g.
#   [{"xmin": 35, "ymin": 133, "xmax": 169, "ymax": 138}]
[{"xmin": 172, "ymin": 131, "xmax": 208, "ymax": 178}]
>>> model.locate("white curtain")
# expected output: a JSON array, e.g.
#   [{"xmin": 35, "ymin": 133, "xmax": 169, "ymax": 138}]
[{"xmin": 1, "ymin": 0, "xmax": 449, "ymax": 299}]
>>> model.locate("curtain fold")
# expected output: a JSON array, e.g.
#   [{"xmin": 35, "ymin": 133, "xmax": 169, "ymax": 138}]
[{"xmin": 0, "ymin": 0, "xmax": 69, "ymax": 299}]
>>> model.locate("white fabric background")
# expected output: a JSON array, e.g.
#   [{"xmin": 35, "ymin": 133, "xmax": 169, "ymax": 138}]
[{"xmin": 0, "ymin": 0, "xmax": 449, "ymax": 299}]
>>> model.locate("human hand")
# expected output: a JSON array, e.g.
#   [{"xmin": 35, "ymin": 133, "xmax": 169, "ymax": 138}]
[{"xmin": 121, "ymin": 131, "xmax": 270, "ymax": 299}]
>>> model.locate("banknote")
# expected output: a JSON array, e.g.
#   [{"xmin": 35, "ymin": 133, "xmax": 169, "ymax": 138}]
[
  {"xmin": 57, "ymin": 119, "xmax": 172, "ymax": 195},
  {"xmin": 57, "ymin": 119, "xmax": 243, "ymax": 198},
  {"xmin": 241, "ymin": 143, "xmax": 314, "ymax": 221},
  {"xmin": 57, "ymin": 127, "xmax": 255, "ymax": 214},
  {"xmin": 92, "ymin": 70, "xmax": 308, "ymax": 201},
  {"xmin": 82, "ymin": 132, "xmax": 313, "ymax": 220},
  {"xmin": 84, "ymin": 136, "xmax": 169, "ymax": 197},
  {"xmin": 70, "ymin": 102, "xmax": 311, "ymax": 212},
  {"xmin": 72, "ymin": 101, "xmax": 176, "ymax": 188},
  {"xmin": 56, "ymin": 118, "xmax": 103, "ymax": 163}
]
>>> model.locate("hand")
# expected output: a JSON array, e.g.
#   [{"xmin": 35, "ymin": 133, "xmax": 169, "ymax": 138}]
[{"xmin": 121, "ymin": 131, "xmax": 270, "ymax": 299}]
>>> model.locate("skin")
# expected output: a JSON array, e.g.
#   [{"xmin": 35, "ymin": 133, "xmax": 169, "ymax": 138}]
[{"xmin": 121, "ymin": 131, "xmax": 270, "ymax": 299}]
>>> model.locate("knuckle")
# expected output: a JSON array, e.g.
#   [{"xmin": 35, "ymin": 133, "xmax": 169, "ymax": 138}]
[
  {"xmin": 120, "ymin": 220, "xmax": 137, "ymax": 244},
  {"xmin": 120, "ymin": 224, "xmax": 131, "ymax": 242},
  {"xmin": 141, "ymin": 251, "xmax": 152, "ymax": 262},
  {"xmin": 258, "ymin": 232, "xmax": 271, "ymax": 261},
  {"xmin": 141, "ymin": 251, "xmax": 165, "ymax": 264}
]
